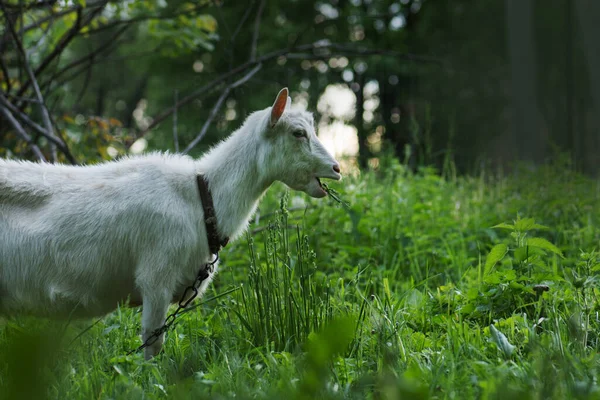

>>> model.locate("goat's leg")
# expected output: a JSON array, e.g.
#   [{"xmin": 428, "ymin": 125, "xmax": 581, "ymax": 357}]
[{"xmin": 141, "ymin": 289, "xmax": 171, "ymax": 360}]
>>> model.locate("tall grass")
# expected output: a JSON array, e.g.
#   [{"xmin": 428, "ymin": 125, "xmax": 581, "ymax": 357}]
[
  {"xmin": 234, "ymin": 193, "xmax": 333, "ymax": 351},
  {"xmin": 1, "ymin": 157, "xmax": 600, "ymax": 399}
]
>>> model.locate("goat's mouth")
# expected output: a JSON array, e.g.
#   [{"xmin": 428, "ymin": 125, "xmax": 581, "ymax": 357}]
[
  {"xmin": 304, "ymin": 173, "xmax": 341, "ymax": 199},
  {"xmin": 316, "ymin": 177, "xmax": 327, "ymax": 196}
]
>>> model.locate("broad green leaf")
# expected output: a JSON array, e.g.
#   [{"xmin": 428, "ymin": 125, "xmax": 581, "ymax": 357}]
[
  {"xmin": 492, "ymin": 222, "xmax": 514, "ymax": 230},
  {"xmin": 485, "ymin": 243, "xmax": 508, "ymax": 272},
  {"xmin": 527, "ymin": 237, "xmax": 564, "ymax": 258},
  {"xmin": 490, "ymin": 324, "xmax": 515, "ymax": 358},
  {"xmin": 514, "ymin": 245, "xmax": 545, "ymax": 263}
]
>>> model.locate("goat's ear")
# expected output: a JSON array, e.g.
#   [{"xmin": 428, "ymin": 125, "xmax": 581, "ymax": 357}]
[{"xmin": 270, "ymin": 87, "xmax": 289, "ymax": 128}]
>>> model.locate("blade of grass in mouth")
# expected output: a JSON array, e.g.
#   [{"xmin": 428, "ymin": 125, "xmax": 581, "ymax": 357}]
[{"xmin": 321, "ymin": 181, "xmax": 350, "ymax": 209}]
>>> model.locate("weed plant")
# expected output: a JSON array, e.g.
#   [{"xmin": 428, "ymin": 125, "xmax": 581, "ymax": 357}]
[{"xmin": 1, "ymin": 157, "xmax": 600, "ymax": 399}]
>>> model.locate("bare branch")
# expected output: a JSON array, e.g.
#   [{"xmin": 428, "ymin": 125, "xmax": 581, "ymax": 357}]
[
  {"xmin": 1, "ymin": 3, "xmax": 67, "ymax": 161},
  {"xmin": 173, "ymin": 90, "xmax": 179, "ymax": 152},
  {"xmin": 0, "ymin": 56, "xmax": 11, "ymax": 94},
  {"xmin": 250, "ymin": 0, "xmax": 265, "ymax": 62},
  {"xmin": 231, "ymin": 2, "xmax": 255, "ymax": 44},
  {"xmin": 3, "ymin": 7, "xmax": 53, "ymax": 154},
  {"xmin": 182, "ymin": 63, "xmax": 262, "ymax": 154},
  {"xmin": 43, "ymin": 24, "xmax": 129, "ymax": 88},
  {"xmin": 84, "ymin": 3, "xmax": 211, "ymax": 35},
  {"xmin": 15, "ymin": 3, "xmax": 108, "ymax": 101},
  {"xmin": 0, "ymin": 93, "xmax": 46, "ymax": 136},
  {"xmin": 0, "ymin": 93, "xmax": 76, "ymax": 163},
  {"xmin": 0, "ymin": 103, "xmax": 46, "ymax": 161},
  {"xmin": 2, "ymin": 0, "xmax": 57, "ymax": 11},
  {"xmin": 138, "ymin": 42, "xmax": 440, "ymax": 140}
]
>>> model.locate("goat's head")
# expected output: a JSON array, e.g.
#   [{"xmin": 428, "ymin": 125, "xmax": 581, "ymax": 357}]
[{"xmin": 258, "ymin": 88, "xmax": 341, "ymax": 198}]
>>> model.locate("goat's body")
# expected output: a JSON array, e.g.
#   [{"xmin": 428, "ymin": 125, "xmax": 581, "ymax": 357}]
[
  {"xmin": 0, "ymin": 89, "xmax": 341, "ymax": 358},
  {"xmin": 0, "ymin": 155, "xmax": 211, "ymax": 318}
]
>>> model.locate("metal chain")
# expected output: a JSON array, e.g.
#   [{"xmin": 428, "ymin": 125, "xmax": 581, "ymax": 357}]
[{"xmin": 128, "ymin": 253, "xmax": 219, "ymax": 355}]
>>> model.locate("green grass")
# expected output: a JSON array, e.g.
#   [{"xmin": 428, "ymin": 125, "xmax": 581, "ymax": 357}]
[{"xmin": 2, "ymin": 158, "xmax": 600, "ymax": 399}]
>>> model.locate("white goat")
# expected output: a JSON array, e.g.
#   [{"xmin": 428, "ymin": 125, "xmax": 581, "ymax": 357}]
[{"xmin": 0, "ymin": 88, "xmax": 341, "ymax": 359}]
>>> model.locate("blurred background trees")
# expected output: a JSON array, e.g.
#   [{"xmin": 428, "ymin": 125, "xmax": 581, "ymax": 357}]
[{"xmin": 1, "ymin": 0, "xmax": 598, "ymax": 174}]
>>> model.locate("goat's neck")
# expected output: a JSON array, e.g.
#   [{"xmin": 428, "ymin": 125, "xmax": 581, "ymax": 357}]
[{"xmin": 195, "ymin": 133, "xmax": 271, "ymax": 241}]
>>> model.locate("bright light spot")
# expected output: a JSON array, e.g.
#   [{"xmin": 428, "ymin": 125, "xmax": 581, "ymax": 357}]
[
  {"xmin": 317, "ymin": 84, "xmax": 356, "ymax": 121},
  {"xmin": 364, "ymin": 98, "xmax": 380, "ymax": 112},
  {"xmin": 374, "ymin": 19, "xmax": 385, "ymax": 32},
  {"xmin": 291, "ymin": 92, "xmax": 309, "ymax": 111},
  {"xmin": 364, "ymin": 80, "xmax": 380, "ymax": 96},
  {"xmin": 316, "ymin": 61, "xmax": 328, "ymax": 73},
  {"xmin": 363, "ymin": 110, "xmax": 374, "ymax": 123},
  {"xmin": 391, "ymin": 108, "xmax": 401, "ymax": 123},
  {"xmin": 367, "ymin": 129, "xmax": 383, "ymax": 153},
  {"xmin": 354, "ymin": 61, "xmax": 367, "ymax": 74},
  {"xmin": 369, "ymin": 157, "xmax": 380, "ymax": 169},
  {"xmin": 318, "ymin": 121, "xmax": 359, "ymax": 158},
  {"xmin": 300, "ymin": 79, "xmax": 310, "ymax": 90},
  {"xmin": 342, "ymin": 69, "xmax": 354, "ymax": 82},
  {"xmin": 390, "ymin": 15, "xmax": 406, "ymax": 30},
  {"xmin": 133, "ymin": 99, "xmax": 150, "ymax": 130},
  {"xmin": 317, "ymin": 3, "xmax": 339, "ymax": 19},
  {"xmin": 291, "ymin": 196, "xmax": 306, "ymax": 208},
  {"xmin": 351, "ymin": 25, "xmax": 365, "ymax": 41},
  {"xmin": 107, "ymin": 146, "xmax": 118, "ymax": 158},
  {"xmin": 130, "ymin": 138, "xmax": 147, "ymax": 154},
  {"xmin": 337, "ymin": 57, "xmax": 349, "ymax": 68},
  {"xmin": 225, "ymin": 109, "xmax": 237, "ymax": 121},
  {"xmin": 389, "ymin": 3, "xmax": 401, "ymax": 13},
  {"xmin": 193, "ymin": 61, "xmax": 204, "ymax": 73}
]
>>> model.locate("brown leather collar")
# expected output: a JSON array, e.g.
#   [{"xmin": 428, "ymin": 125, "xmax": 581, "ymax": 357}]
[{"xmin": 196, "ymin": 174, "xmax": 229, "ymax": 255}]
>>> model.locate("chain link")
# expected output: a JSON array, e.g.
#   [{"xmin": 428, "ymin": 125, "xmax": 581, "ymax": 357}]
[{"xmin": 128, "ymin": 253, "xmax": 219, "ymax": 355}]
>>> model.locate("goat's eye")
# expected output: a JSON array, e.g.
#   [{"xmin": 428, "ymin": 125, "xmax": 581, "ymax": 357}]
[{"xmin": 292, "ymin": 130, "xmax": 306, "ymax": 138}]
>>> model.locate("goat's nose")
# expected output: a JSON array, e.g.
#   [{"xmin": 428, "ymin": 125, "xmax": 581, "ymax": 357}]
[{"xmin": 333, "ymin": 164, "xmax": 341, "ymax": 174}]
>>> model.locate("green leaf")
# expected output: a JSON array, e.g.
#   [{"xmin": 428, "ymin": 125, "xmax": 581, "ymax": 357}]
[
  {"xmin": 527, "ymin": 237, "xmax": 564, "ymax": 258},
  {"xmin": 489, "ymin": 324, "xmax": 515, "ymax": 358},
  {"xmin": 485, "ymin": 243, "xmax": 508, "ymax": 273},
  {"xmin": 492, "ymin": 222, "xmax": 514, "ymax": 230}
]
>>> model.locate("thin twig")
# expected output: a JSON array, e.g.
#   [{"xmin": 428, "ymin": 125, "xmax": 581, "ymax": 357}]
[
  {"xmin": 173, "ymin": 90, "xmax": 179, "ymax": 152},
  {"xmin": 137, "ymin": 42, "xmax": 440, "ymax": 140},
  {"xmin": 1, "ymin": 3, "xmax": 63, "ymax": 161},
  {"xmin": 182, "ymin": 63, "xmax": 262, "ymax": 154},
  {"xmin": 250, "ymin": 0, "xmax": 265, "ymax": 62},
  {"xmin": 15, "ymin": 4, "xmax": 108, "ymax": 101},
  {"xmin": 0, "ymin": 104, "xmax": 46, "ymax": 161},
  {"xmin": 0, "ymin": 93, "xmax": 75, "ymax": 162},
  {"xmin": 84, "ymin": 3, "xmax": 210, "ymax": 35},
  {"xmin": 43, "ymin": 24, "xmax": 129, "ymax": 89},
  {"xmin": 0, "ymin": 56, "xmax": 11, "ymax": 94}
]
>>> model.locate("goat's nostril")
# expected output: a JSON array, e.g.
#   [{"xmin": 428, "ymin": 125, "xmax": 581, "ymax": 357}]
[{"xmin": 333, "ymin": 164, "xmax": 341, "ymax": 174}]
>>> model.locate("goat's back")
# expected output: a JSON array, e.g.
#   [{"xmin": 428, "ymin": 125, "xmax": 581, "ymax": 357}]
[{"xmin": 0, "ymin": 154, "xmax": 205, "ymax": 317}]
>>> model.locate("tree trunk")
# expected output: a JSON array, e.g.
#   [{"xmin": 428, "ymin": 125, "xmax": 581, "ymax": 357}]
[
  {"xmin": 355, "ymin": 74, "xmax": 369, "ymax": 169},
  {"xmin": 506, "ymin": 0, "xmax": 546, "ymax": 164},
  {"xmin": 575, "ymin": 0, "xmax": 600, "ymax": 174}
]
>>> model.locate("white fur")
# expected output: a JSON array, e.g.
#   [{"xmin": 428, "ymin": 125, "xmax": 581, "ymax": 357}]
[{"xmin": 0, "ymin": 89, "xmax": 340, "ymax": 358}]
